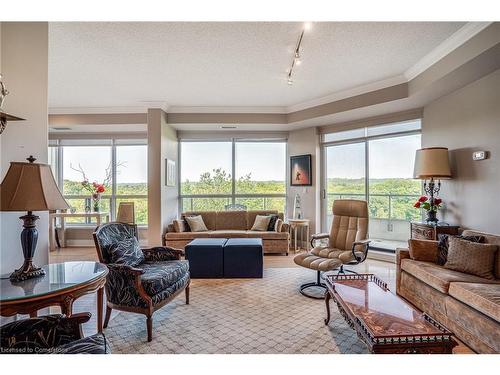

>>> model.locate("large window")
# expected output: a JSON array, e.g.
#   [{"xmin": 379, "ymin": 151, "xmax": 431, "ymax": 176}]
[
  {"xmin": 322, "ymin": 120, "xmax": 422, "ymax": 249},
  {"xmin": 49, "ymin": 139, "xmax": 148, "ymax": 225},
  {"xmin": 180, "ymin": 139, "xmax": 287, "ymax": 213}
]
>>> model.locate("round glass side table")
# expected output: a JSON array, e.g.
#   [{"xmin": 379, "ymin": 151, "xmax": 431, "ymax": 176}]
[{"xmin": 0, "ymin": 261, "xmax": 108, "ymax": 332}]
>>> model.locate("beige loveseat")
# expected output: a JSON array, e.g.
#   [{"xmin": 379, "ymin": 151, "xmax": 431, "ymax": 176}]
[
  {"xmin": 165, "ymin": 210, "xmax": 290, "ymax": 255},
  {"xmin": 396, "ymin": 230, "xmax": 500, "ymax": 353}
]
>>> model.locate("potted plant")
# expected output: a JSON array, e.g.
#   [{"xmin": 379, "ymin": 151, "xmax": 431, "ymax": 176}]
[{"xmin": 414, "ymin": 195, "xmax": 442, "ymax": 223}]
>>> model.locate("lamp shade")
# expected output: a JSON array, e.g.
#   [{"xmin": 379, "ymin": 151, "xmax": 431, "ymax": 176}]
[
  {"xmin": 0, "ymin": 159, "xmax": 69, "ymax": 211},
  {"xmin": 413, "ymin": 147, "xmax": 452, "ymax": 179}
]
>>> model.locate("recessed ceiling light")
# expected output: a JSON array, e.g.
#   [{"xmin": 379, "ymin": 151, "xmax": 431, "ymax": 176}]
[
  {"xmin": 304, "ymin": 22, "xmax": 312, "ymax": 31},
  {"xmin": 220, "ymin": 125, "xmax": 237, "ymax": 129},
  {"xmin": 50, "ymin": 127, "xmax": 71, "ymax": 131}
]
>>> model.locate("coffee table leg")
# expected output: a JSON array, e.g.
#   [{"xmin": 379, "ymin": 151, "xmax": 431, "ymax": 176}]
[
  {"xmin": 97, "ymin": 286, "xmax": 104, "ymax": 333},
  {"xmin": 324, "ymin": 291, "xmax": 331, "ymax": 325}
]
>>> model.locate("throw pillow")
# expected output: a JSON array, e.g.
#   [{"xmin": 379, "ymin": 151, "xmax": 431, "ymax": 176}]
[
  {"xmin": 437, "ymin": 234, "xmax": 484, "ymax": 265},
  {"xmin": 251, "ymin": 215, "xmax": 272, "ymax": 231},
  {"xmin": 275, "ymin": 218, "xmax": 284, "ymax": 232},
  {"xmin": 408, "ymin": 239, "xmax": 439, "ymax": 263},
  {"xmin": 267, "ymin": 214, "xmax": 279, "ymax": 231},
  {"xmin": 109, "ymin": 237, "xmax": 144, "ymax": 267},
  {"xmin": 173, "ymin": 219, "xmax": 188, "ymax": 233},
  {"xmin": 185, "ymin": 215, "xmax": 208, "ymax": 232},
  {"xmin": 444, "ymin": 236, "xmax": 498, "ymax": 279}
]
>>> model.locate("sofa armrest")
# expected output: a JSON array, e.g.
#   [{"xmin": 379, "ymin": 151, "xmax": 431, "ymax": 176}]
[
  {"xmin": 396, "ymin": 248, "xmax": 410, "ymax": 294},
  {"xmin": 142, "ymin": 246, "xmax": 184, "ymax": 261},
  {"xmin": 280, "ymin": 222, "xmax": 290, "ymax": 233}
]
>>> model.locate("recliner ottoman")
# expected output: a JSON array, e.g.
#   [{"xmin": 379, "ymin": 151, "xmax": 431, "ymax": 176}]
[
  {"xmin": 223, "ymin": 238, "xmax": 263, "ymax": 278},
  {"xmin": 185, "ymin": 238, "xmax": 226, "ymax": 278}
]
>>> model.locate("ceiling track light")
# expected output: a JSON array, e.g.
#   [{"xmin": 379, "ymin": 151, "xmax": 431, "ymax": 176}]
[{"xmin": 286, "ymin": 23, "xmax": 311, "ymax": 86}]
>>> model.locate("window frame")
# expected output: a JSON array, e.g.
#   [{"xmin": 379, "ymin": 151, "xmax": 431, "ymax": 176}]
[
  {"xmin": 178, "ymin": 138, "xmax": 288, "ymax": 214},
  {"xmin": 49, "ymin": 138, "xmax": 148, "ymax": 227}
]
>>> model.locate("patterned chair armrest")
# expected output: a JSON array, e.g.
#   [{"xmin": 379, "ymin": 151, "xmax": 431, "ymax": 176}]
[
  {"xmin": 141, "ymin": 246, "xmax": 184, "ymax": 261},
  {"xmin": 0, "ymin": 313, "xmax": 91, "ymax": 352},
  {"xmin": 105, "ymin": 264, "xmax": 149, "ymax": 307}
]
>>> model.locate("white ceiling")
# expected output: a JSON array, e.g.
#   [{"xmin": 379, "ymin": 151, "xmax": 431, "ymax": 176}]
[{"xmin": 48, "ymin": 22, "xmax": 465, "ymax": 110}]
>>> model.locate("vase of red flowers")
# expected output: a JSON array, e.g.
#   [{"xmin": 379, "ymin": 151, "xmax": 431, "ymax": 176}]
[
  {"xmin": 81, "ymin": 181, "xmax": 106, "ymax": 212},
  {"xmin": 414, "ymin": 195, "xmax": 442, "ymax": 223}
]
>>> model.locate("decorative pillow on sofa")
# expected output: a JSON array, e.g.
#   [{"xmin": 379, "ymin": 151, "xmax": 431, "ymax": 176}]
[
  {"xmin": 109, "ymin": 237, "xmax": 144, "ymax": 266},
  {"xmin": 275, "ymin": 218, "xmax": 284, "ymax": 232},
  {"xmin": 251, "ymin": 215, "xmax": 272, "ymax": 231},
  {"xmin": 173, "ymin": 219, "xmax": 189, "ymax": 233},
  {"xmin": 267, "ymin": 214, "xmax": 279, "ymax": 231},
  {"xmin": 437, "ymin": 234, "xmax": 484, "ymax": 265},
  {"xmin": 444, "ymin": 236, "xmax": 498, "ymax": 280},
  {"xmin": 185, "ymin": 215, "xmax": 208, "ymax": 232},
  {"xmin": 408, "ymin": 239, "xmax": 439, "ymax": 263}
]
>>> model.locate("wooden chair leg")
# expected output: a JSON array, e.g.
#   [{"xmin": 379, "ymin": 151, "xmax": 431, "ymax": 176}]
[
  {"xmin": 185, "ymin": 286, "xmax": 190, "ymax": 305},
  {"xmin": 103, "ymin": 306, "xmax": 112, "ymax": 329},
  {"xmin": 146, "ymin": 315, "xmax": 153, "ymax": 342}
]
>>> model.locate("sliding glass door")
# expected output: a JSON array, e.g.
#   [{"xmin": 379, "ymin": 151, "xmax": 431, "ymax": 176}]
[{"xmin": 321, "ymin": 121, "xmax": 422, "ymax": 250}]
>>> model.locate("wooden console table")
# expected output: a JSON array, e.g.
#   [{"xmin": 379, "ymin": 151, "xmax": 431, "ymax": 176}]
[
  {"xmin": 49, "ymin": 212, "xmax": 110, "ymax": 251},
  {"xmin": 324, "ymin": 274, "xmax": 457, "ymax": 354},
  {"xmin": 0, "ymin": 261, "xmax": 108, "ymax": 333},
  {"xmin": 410, "ymin": 221, "xmax": 460, "ymax": 241}
]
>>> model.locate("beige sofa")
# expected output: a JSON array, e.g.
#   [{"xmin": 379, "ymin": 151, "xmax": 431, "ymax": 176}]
[
  {"xmin": 396, "ymin": 230, "xmax": 500, "ymax": 353},
  {"xmin": 165, "ymin": 210, "xmax": 290, "ymax": 255}
]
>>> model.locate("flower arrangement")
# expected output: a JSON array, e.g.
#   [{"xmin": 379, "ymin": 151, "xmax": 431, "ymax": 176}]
[
  {"xmin": 414, "ymin": 195, "xmax": 442, "ymax": 222},
  {"xmin": 71, "ymin": 163, "xmax": 111, "ymax": 212}
]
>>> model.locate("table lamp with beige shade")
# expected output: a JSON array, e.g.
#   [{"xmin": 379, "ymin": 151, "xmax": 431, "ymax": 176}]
[
  {"xmin": 413, "ymin": 147, "xmax": 452, "ymax": 223},
  {"xmin": 0, "ymin": 156, "xmax": 69, "ymax": 281}
]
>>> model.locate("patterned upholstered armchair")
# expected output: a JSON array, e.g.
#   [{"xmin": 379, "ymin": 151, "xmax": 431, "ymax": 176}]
[
  {"xmin": 93, "ymin": 222, "xmax": 190, "ymax": 342},
  {"xmin": 0, "ymin": 313, "xmax": 109, "ymax": 354},
  {"xmin": 294, "ymin": 200, "xmax": 371, "ymax": 298}
]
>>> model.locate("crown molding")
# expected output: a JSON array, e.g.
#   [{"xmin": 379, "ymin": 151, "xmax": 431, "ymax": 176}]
[
  {"xmin": 404, "ymin": 22, "xmax": 492, "ymax": 81},
  {"xmin": 167, "ymin": 106, "xmax": 286, "ymax": 114},
  {"xmin": 49, "ymin": 106, "xmax": 149, "ymax": 114}
]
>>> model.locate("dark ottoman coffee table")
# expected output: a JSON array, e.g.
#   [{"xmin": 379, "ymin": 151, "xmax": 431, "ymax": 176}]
[
  {"xmin": 223, "ymin": 238, "xmax": 263, "ymax": 278},
  {"xmin": 185, "ymin": 238, "xmax": 227, "ymax": 278}
]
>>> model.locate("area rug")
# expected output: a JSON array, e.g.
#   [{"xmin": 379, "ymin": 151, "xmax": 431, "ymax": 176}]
[{"xmin": 106, "ymin": 267, "xmax": 368, "ymax": 354}]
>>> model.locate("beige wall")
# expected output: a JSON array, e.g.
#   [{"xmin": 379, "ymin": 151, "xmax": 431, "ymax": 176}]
[
  {"xmin": 286, "ymin": 127, "xmax": 321, "ymax": 233},
  {"xmin": 422, "ymin": 69, "xmax": 500, "ymax": 234},
  {"xmin": 147, "ymin": 108, "xmax": 178, "ymax": 245},
  {"xmin": 1, "ymin": 23, "xmax": 49, "ymax": 274}
]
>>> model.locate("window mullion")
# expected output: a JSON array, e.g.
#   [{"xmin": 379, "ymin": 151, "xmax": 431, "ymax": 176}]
[
  {"xmin": 111, "ymin": 140, "xmax": 117, "ymax": 221},
  {"xmin": 231, "ymin": 139, "xmax": 236, "ymax": 205}
]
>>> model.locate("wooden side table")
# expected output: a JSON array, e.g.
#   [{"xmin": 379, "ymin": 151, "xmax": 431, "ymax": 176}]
[
  {"xmin": 410, "ymin": 221, "xmax": 460, "ymax": 241},
  {"xmin": 1, "ymin": 261, "xmax": 108, "ymax": 333},
  {"xmin": 288, "ymin": 219, "xmax": 310, "ymax": 253}
]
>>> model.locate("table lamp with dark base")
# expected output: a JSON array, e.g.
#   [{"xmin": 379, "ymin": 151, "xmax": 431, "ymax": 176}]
[{"xmin": 0, "ymin": 156, "xmax": 69, "ymax": 282}]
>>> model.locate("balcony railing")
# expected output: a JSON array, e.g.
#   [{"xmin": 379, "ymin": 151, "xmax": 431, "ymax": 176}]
[
  {"xmin": 327, "ymin": 192, "xmax": 422, "ymax": 222},
  {"xmin": 180, "ymin": 194, "xmax": 287, "ymax": 213}
]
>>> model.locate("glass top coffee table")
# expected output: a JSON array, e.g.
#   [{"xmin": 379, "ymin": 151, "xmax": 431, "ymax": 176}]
[
  {"xmin": 324, "ymin": 274, "xmax": 457, "ymax": 354},
  {"xmin": 1, "ymin": 261, "xmax": 108, "ymax": 333}
]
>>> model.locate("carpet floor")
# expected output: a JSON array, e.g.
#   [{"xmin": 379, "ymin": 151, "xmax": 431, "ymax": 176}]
[{"xmin": 106, "ymin": 267, "xmax": 368, "ymax": 354}]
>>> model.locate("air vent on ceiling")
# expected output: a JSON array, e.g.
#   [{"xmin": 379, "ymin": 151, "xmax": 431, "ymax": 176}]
[
  {"xmin": 50, "ymin": 127, "xmax": 72, "ymax": 131},
  {"xmin": 220, "ymin": 125, "xmax": 237, "ymax": 129}
]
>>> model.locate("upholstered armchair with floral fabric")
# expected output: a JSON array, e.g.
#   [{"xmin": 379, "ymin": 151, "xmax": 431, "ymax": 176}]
[
  {"xmin": 93, "ymin": 222, "xmax": 190, "ymax": 342},
  {"xmin": 0, "ymin": 313, "xmax": 109, "ymax": 354}
]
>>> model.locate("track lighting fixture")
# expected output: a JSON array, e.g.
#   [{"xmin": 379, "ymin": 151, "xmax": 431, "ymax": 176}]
[{"xmin": 286, "ymin": 22, "xmax": 312, "ymax": 85}]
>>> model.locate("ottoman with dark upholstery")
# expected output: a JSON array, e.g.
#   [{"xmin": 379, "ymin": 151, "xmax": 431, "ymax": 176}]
[
  {"xmin": 185, "ymin": 238, "xmax": 227, "ymax": 278},
  {"xmin": 223, "ymin": 238, "xmax": 263, "ymax": 278}
]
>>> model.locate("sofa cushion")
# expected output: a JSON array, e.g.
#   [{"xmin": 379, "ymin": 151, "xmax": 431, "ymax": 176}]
[
  {"xmin": 183, "ymin": 211, "xmax": 217, "ymax": 230},
  {"xmin": 437, "ymin": 234, "xmax": 484, "ymax": 265},
  {"xmin": 209, "ymin": 230, "xmax": 247, "ymax": 238},
  {"xmin": 108, "ymin": 237, "xmax": 144, "ymax": 267},
  {"xmin": 165, "ymin": 231, "xmax": 213, "ymax": 240},
  {"xmin": 246, "ymin": 210, "xmax": 280, "ymax": 230},
  {"xmin": 215, "ymin": 211, "xmax": 247, "ymax": 230},
  {"xmin": 184, "ymin": 215, "xmax": 209, "ymax": 232},
  {"xmin": 448, "ymin": 282, "xmax": 500, "ymax": 322},
  {"xmin": 445, "ymin": 236, "xmax": 498, "ymax": 280},
  {"xmin": 139, "ymin": 260, "xmax": 190, "ymax": 296},
  {"xmin": 400, "ymin": 259, "xmax": 499, "ymax": 294},
  {"xmin": 251, "ymin": 215, "xmax": 272, "ymax": 231},
  {"xmin": 462, "ymin": 229, "xmax": 500, "ymax": 279},
  {"xmin": 408, "ymin": 239, "xmax": 439, "ymax": 263},
  {"xmin": 246, "ymin": 231, "xmax": 288, "ymax": 240},
  {"xmin": 173, "ymin": 219, "xmax": 188, "ymax": 233}
]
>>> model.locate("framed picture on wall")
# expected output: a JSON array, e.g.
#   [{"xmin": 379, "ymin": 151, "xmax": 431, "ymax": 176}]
[
  {"xmin": 165, "ymin": 159, "xmax": 176, "ymax": 187},
  {"xmin": 290, "ymin": 154, "xmax": 312, "ymax": 186}
]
